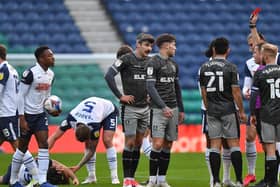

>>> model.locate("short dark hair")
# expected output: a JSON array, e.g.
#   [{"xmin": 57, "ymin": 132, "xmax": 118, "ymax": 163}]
[
  {"xmin": 156, "ymin": 33, "xmax": 176, "ymax": 48},
  {"xmin": 0, "ymin": 44, "xmax": 7, "ymax": 60},
  {"xmin": 213, "ymin": 37, "xmax": 229, "ymax": 55},
  {"xmin": 116, "ymin": 45, "xmax": 133, "ymax": 59},
  {"xmin": 47, "ymin": 167, "xmax": 69, "ymax": 184},
  {"xmin": 75, "ymin": 123, "xmax": 90, "ymax": 142},
  {"xmin": 136, "ymin": 33, "xmax": 155, "ymax": 44},
  {"xmin": 205, "ymin": 40, "xmax": 215, "ymax": 58},
  {"xmin": 34, "ymin": 46, "xmax": 50, "ymax": 61}
]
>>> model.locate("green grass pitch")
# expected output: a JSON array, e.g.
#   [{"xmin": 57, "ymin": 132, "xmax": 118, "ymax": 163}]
[{"xmin": 0, "ymin": 153, "xmax": 265, "ymax": 187}]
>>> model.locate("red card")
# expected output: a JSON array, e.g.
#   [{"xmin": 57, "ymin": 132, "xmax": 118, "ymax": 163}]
[{"xmin": 252, "ymin": 7, "xmax": 261, "ymax": 16}]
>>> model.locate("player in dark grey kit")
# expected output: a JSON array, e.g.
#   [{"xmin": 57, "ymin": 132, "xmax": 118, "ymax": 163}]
[
  {"xmin": 199, "ymin": 37, "xmax": 246, "ymax": 187},
  {"xmin": 146, "ymin": 33, "xmax": 185, "ymax": 187},
  {"xmin": 250, "ymin": 43, "xmax": 280, "ymax": 187},
  {"xmin": 105, "ymin": 33, "xmax": 154, "ymax": 187}
]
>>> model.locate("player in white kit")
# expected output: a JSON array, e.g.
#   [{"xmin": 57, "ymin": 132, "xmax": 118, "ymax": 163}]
[
  {"xmin": 48, "ymin": 96, "xmax": 120, "ymax": 184},
  {"xmin": 10, "ymin": 46, "xmax": 56, "ymax": 187}
]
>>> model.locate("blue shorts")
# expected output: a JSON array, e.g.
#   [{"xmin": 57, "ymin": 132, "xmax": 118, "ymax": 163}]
[
  {"xmin": 21, "ymin": 112, "xmax": 48, "ymax": 139},
  {"xmin": 0, "ymin": 115, "xmax": 19, "ymax": 142},
  {"xmin": 88, "ymin": 106, "xmax": 118, "ymax": 140},
  {"xmin": 101, "ymin": 105, "xmax": 118, "ymax": 131}
]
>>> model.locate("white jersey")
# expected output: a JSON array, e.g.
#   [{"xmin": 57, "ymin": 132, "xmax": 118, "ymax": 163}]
[
  {"xmin": 19, "ymin": 63, "xmax": 54, "ymax": 114},
  {"xmin": 69, "ymin": 97, "xmax": 115, "ymax": 125},
  {"xmin": 0, "ymin": 61, "xmax": 19, "ymax": 117}
]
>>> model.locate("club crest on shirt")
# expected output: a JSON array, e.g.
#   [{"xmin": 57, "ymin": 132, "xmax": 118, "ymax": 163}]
[
  {"xmin": 114, "ymin": 59, "xmax": 122, "ymax": 67},
  {"xmin": 0, "ymin": 72, "xmax": 3, "ymax": 80},
  {"xmin": 93, "ymin": 130, "xmax": 100, "ymax": 138},
  {"xmin": 147, "ymin": 67, "xmax": 153, "ymax": 75},
  {"xmin": 22, "ymin": 70, "xmax": 29, "ymax": 78}
]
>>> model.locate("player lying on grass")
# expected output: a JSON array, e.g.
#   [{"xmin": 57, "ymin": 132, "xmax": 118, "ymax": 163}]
[{"xmin": 0, "ymin": 159, "xmax": 79, "ymax": 186}]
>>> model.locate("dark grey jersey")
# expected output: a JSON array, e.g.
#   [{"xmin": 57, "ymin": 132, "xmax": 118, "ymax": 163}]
[
  {"xmin": 199, "ymin": 58, "xmax": 239, "ymax": 117},
  {"xmin": 146, "ymin": 55, "xmax": 178, "ymax": 108},
  {"xmin": 112, "ymin": 53, "xmax": 149, "ymax": 107},
  {"xmin": 252, "ymin": 64, "xmax": 280, "ymax": 124}
]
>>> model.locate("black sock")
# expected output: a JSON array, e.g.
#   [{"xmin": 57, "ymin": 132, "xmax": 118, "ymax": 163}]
[
  {"xmin": 158, "ymin": 150, "xmax": 170, "ymax": 176},
  {"xmin": 276, "ymin": 150, "xmax": 280, "ymax": 180},
  {"xmin": 131, "ymin": 148, "xmax": 140, "ymax": 178},
  {"xmin": 266, "ymin": 159, "xmax": 278, "ymax": 184},
  {"xmin": 149, "ymin": 150, "xmax": 160, "ymax": 176},
  {"xmin": 122, "ymin": 149, "xmax": 133, "ymax": 178},
  {"xmin": 230, "ymin": 151, "xmax": 243, "ymax": 183},
  {"xmin": 209, "ymin": 151, "xmax": 221, "ymax": 184},
  {"xmin": 264, "ymin": 153, "xmax": 268, "ymax": 182}
]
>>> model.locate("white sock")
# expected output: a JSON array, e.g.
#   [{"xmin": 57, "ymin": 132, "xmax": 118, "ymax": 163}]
[
  {"xmin": 246, "ymin": 141, "xmax": 257, "ymax": 175},
  {"xmin": 10, "ymin": 149, "xmax": 25, "ymax": 184},
  {"xmin": 23, "ymin": 151, "xmax": 39, "ymax": 182},
  {"xmin": 205, "ymin": 148, "xmax": 213, "ymax": 186},
  {"xmin": 149, "ymin": 176, "xmax": 157, "ymax": 184},
  {"xmin": 157, "ymin": 175, "xmax": 166, "ymax": 183},
  {"xmin": 106, "ymin": 147, "xmax": 118, "ymax": 178},
  {"xmin": 38, "ymin": 149, "xmax": 49, "ymax": 184},
  {"xmin": 141, "ymin": 136, "xmax": 152, "ymax": 158},
  {"xmin": 222, "ymin": 148, "xmax": 231, "ymax": 182},
  {"xmin": 85, "ymin": 150, "xmax": 96, "ymax": 177}
]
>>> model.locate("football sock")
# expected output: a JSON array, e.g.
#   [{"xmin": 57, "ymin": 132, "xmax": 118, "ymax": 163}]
[
  {"xmin": 10, "ymin": 149, "xmax": 24, "ymax": 184},
  {"xmin": 142, "ymin": 136, "xmax": 152, "ymax": 158},
  {"xmin": 210, "ymin": 148, "xmax": 221, "ymax": 184},
  {"xmin": 122, "ymin": 147, "xmax": 133, "ymax": 178},
  {"xmin": 38, "ymin": 148, "xmax": 49, "ymax": 184},
  {"xmin": 205, "ymin": 148, "xmax": 214, "ymax": 185},
  {"xmin": 230, "ymin": 147, "xmax": 243, "ymax": 183},
  {"xmin": 266, "ymin": 156, "xmax": 278, "ymax": 184},
  {"xmin": 246, "ymin": 141, "xmax": 257, "ymax": 175},
  {"xmin": 275, "ymin": 150, "xmax": 280, "ymax": 181},
  {"xmin": 106, "ymin": 147, "xmax": 118, "ymax": 179},
  {"xmin": 23, "ymin": 151, "xmax": 39, "ymax": 182},
  {"xmin": 85, "ymin": 151, "xmax": 96, "ymax": 177},
  {"xmin": 158, "ymin": 148, "xmax": 171, "ymax": 176},
  {"xmin": 222, "ymin": 148, "xmax": 231, "ymax": 182},
  {"xmin": 149, "ymin": 149, "xmax": 161, "ymax": 182},
  {"xmin": 158, "ymin": 148, "xmax": 171, "ymax": 183},
  {"xmin": 131, "ymin": 147, "xmax": 140, "ymax": 178}
]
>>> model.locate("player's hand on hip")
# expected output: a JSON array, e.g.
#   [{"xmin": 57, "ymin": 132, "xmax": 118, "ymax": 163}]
[
  {"xmin": 178, "ymin": 112, "xmax": 185, "ymax": 124},
  {"xmin": 120, "ymin": 95, "xmax": 135, "ymax": 104},
  {"xmin": 162, "ymin": 107, "xmax": 173, "ymax": 118},
  {"xmin": 250, "ymin": 115, "xmax": 257, "ymax": 126},
  {"xmin": 239, "ymin": 112, "xmax": 247, "ymax": 123}
]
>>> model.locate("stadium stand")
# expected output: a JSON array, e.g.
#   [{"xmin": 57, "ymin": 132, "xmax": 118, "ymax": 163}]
[
  {"xmin": 2, "ymin": 0, "xmax": 279, "ymax": 124},
  {"xmin": 102, "ymin": 0, "xmax": 280, "ymax": 123},
  {"xmin": 0, "ymin": 0, "xmax": 91, "ymax": 53}
]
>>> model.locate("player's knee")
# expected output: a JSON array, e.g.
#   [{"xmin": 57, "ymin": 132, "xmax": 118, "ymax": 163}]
[
  {"xmin": 38, "ymin": 141, "xmax": 48, "ymax": 149},
  {"xmin": 246, "ymin": 132, "xmax": 256, "ymax": 141},
  {"xmin": 152, "ymin": 142, "xmax": 163, "ymax": 150},
  {"xmin": 103, "ymin": 138, "xmax": 113, "ymax": 148}
]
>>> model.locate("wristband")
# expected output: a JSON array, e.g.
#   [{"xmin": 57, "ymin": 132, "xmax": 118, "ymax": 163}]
[{"xmin": 249, "ymin": 24, "xmax": 256, "ymax": 28}]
